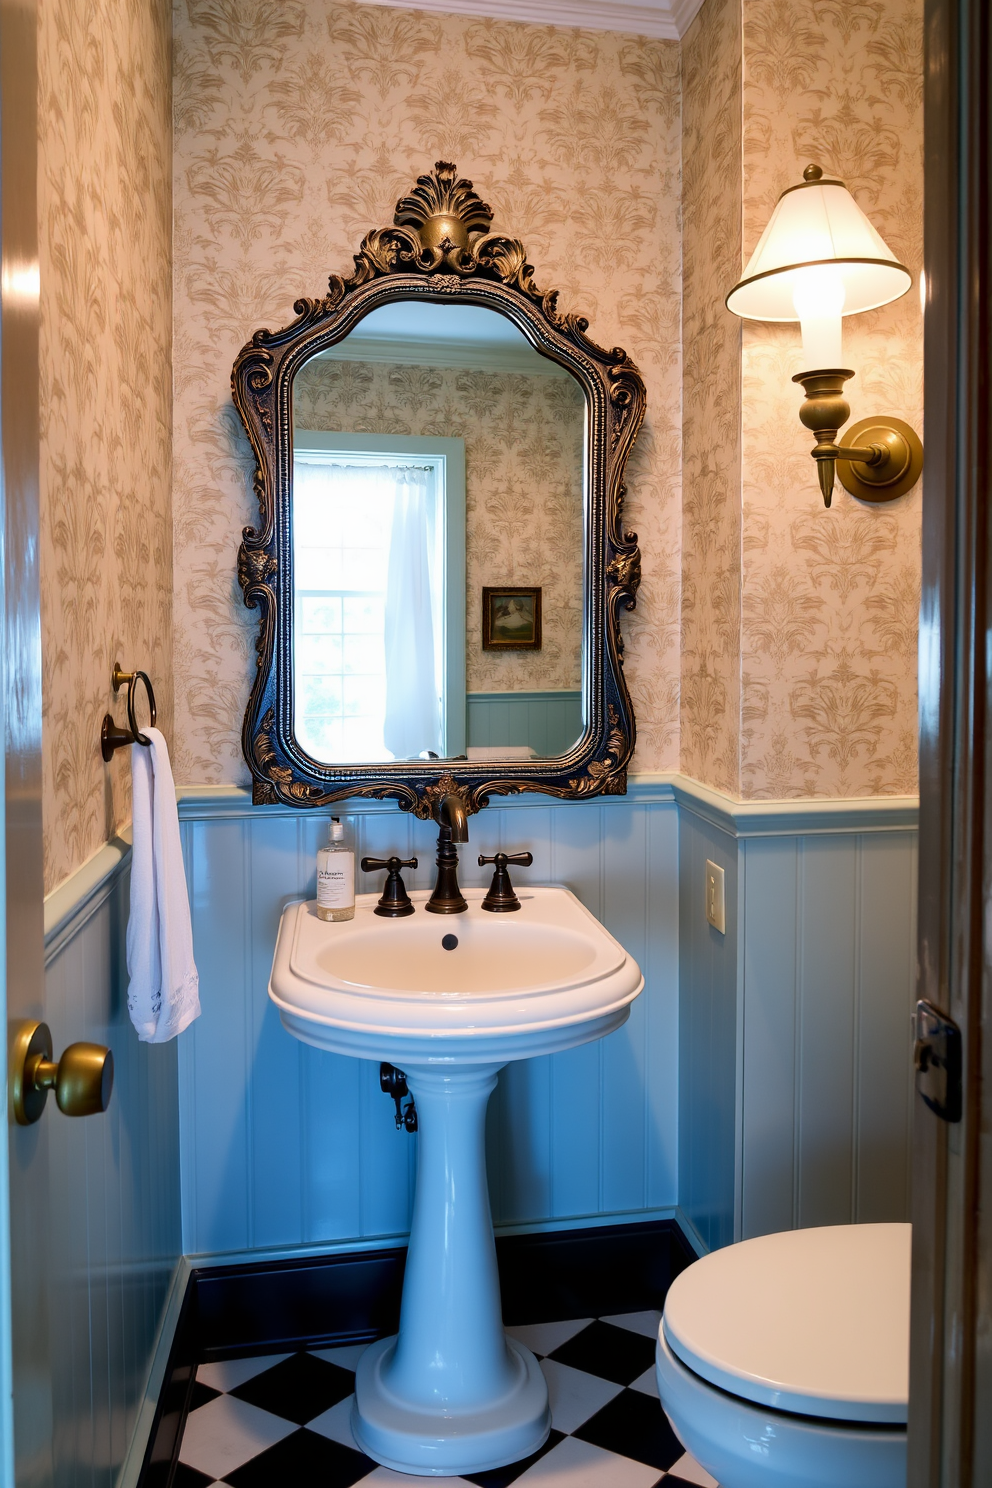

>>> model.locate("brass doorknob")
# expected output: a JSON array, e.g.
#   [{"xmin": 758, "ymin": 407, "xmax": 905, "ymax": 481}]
[{"xmin": 9, "ymin": 1021, "xmax": 114, "ymax": 1126}]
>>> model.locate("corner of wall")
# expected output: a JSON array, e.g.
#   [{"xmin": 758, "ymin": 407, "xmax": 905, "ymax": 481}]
[
  {"xmin": 679, "ymin": 0, "xmax": 744, "ymax": 797},
  {"xmin": 677, "ymin": 800, "xmax": 739, "ymax": 1251},
  {"xmin": 679, "ymin": 0, "xmax": 923, "ymax": 805},
  {"xmin": 737, "ymin": 0, "xmax": 923, "ymax": 800},
  {"xmin": 39, "ymin": 0, "xmax": 174, "ymax": 894}
]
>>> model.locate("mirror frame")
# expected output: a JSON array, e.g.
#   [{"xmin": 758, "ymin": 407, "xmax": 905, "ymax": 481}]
[{"xmin": 232, "ymin": 162, "xmax": 645, "ymax": 821}]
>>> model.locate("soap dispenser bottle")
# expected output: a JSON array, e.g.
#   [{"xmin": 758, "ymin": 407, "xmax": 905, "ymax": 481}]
[{"xmin": 316, "ymin": 816, "xmax": 355, "ymax": 922}]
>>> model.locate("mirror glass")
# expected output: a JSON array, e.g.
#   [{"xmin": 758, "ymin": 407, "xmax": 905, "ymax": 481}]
[{"xmin": 291, "ymin": 302, "xmax": 586, "ymax": 765}]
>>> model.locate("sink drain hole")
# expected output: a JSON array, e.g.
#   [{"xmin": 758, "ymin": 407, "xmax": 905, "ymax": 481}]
[{"xmin": 441, "ymin": 933, "xmax": 458, "ymax": 951}]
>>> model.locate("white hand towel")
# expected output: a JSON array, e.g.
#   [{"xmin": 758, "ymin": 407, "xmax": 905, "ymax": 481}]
[{"xmin": 127, "ymin": 727, "xmax": 200, "ymax": 1042}]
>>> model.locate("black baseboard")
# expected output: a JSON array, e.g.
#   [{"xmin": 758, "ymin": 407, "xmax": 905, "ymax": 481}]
[
  {"xmin": 137, "ymin": 1216, "xmax": 696, "ymax": 1487},
  {"xmin": 137, "ymin": 1276, "xmax": 200, "ymax": 1488},
  {"xmin": 196, "ymin": 1245, "xmax": 407, "ymax": 1359},
  {"xmin": 498, "ymin": 1218, "xmax": 696, "ymax": 1323}
]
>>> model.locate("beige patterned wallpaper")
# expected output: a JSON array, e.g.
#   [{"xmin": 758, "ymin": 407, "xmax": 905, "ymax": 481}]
[
  {"xmin": 37, "ymin": 0, "xmax": 923, "ymax": 875},
  {"xmin": 172, "ymin": 0, "xmax": 683, "ymax": 785},
  {"xmin": 679, "ymin": 0, "xmax": 923, "ymax": 799},
  {"xmin": 739, "ymin": 0, "xmax": 923, "ymax": 798},
  {"xmin": 294, "ymin": 357, "xmax": 584, "ymax": 693},
  {"xmin": 40, "ymin": 0, "xmax": 173, "ymax": 892},
  {"xmin": 680, "ymin": 0, "xmax": 742, "ymax": 794}
]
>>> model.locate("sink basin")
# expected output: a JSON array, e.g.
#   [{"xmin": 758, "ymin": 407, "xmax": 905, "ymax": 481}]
[
  {"xmin": 314, "ymin": 914, "xmax": 606, "ymax": 994},
  {"xmin": 269, "ymin": 882, "xmax": 643, "ymax": 1477},
  {"xmin": 270, "ymin": 885, "xmax": 642, "ymax": 1063}
]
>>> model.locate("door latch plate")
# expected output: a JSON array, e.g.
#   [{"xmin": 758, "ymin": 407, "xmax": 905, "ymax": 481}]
[{"xmin": 914, "ymin": 998, "xmax": 962, "ymax": 1123}]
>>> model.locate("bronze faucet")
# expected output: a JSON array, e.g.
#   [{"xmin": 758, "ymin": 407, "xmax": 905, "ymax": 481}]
[{"xmin": 425, "ymin": 792, "xmax": 469, "ymax": 914}]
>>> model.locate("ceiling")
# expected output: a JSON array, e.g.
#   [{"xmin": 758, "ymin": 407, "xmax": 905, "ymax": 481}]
[
  {"xmin": 316, "ymin": 302, "xmax": 572, "ymax": 376},
  {"xmin": 358, "ymin": 0, "xmax": 705, "ymax": 41}
]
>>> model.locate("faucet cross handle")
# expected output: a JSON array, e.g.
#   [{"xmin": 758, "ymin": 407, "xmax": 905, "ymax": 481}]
[
  {"xmin": 478, "ymin": 851, "xmax": 533, "ymax": 913},
  {"xmin": 361, "ymin": 856, "xmax": 418, "ymax": 917}
]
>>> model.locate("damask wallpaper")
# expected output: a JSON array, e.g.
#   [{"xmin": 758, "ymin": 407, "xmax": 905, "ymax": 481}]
[
  {"xmin": 679, "ymin": 0, "xmax": 923, "ymax": 798},
  {"xmin": 294, "ymin": 357, "xmax": 584, "ymax": 693},
  {"xmin": 39, "ymin": 0, "xmax": 173, "ymax": 892},
  {"xmin": 37, "ymin": 0, "xmax": 924, "ymax": 886},
  {"xmin": 172, "ymin": 0, "xmax": 683, "ymax": 785},
  {"xmin": 739, "ymin": 0, "xmax": 923, "ymax": 798},
  {"xmin": 680, "ymin": 0, "xmax": 742, "ymax": 794}
]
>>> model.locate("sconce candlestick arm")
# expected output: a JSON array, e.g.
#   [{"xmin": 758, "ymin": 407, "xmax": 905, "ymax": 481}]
[
  {"xmin": 834, "ymin": 444, "xmax": 889, "ymax": 465},
  {"xmin": 792, "ymin": 370, "xmax": 923, "ymax": 507},
  {"xmin": 808, "ymin": 441, "xmax": 890, "ymax": 508}
]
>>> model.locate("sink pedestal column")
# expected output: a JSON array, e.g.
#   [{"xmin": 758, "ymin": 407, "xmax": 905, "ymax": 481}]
[{"xmin": 352, "ymin": 1063, "xmax": 550, "ymax": 1476}]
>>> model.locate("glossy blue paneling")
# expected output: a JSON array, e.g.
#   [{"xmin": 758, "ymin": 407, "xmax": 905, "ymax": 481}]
[
  {"xmin": 855, "ymin": 834, "xmax": 918, "ymax": 1220},
  {"xmin": 18, "ymin": 783, "xmax": 919, "ymax": 1485},
  {"xmin": 740, "ymin": 830, "xmax": 918, "ymax": 1239},
  {"xmin": 466, "ymin": 692, "xmax": 583, "ymax": 757},
  {"xmin": 798, "ymin": 838, "xmax": 859, "ymax": 1228},
  {"xmin": 178, "ymin": 796, "xmax": 680, "ymax": 1257},
  {"xmin": 676, "ymin": 806, "xmax": 739, "ymax": 1254},
  {"xmin": 737, "ymin": 837, "xmax": 796, "ymax": 1238},
  {"xmin": 43, "ymin": 860, "xmax": 182, "ymax": 1485},
  {"xmin": 177, "ymin": 785, "xmax": 919, "ymax": 1265}
]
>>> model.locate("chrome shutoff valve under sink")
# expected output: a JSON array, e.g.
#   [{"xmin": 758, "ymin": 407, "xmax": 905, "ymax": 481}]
[{"xmin": 269, "ymin": 884, "xmax": 643, "ymax": 1477}]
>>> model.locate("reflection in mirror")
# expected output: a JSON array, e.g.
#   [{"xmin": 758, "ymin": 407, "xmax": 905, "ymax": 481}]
[
  {"xmin": 291, "ymin": 302, "xmax": 585, "ymax": 766},
  {"xmin": 293, "ymin": 433, "xmax": 465, "ymax": 763}
]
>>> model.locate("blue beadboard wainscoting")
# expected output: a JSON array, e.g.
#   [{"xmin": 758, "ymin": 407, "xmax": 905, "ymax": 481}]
[
  {"xmin": 674, "ymin": 785, "xmax": 919, "ymax": 1253},
  {"xmin": 41, "ymin": 839, "xmax": 183, "ymax": 1486},
  {"xmin": 466, "ymin": 691, "xmax": 583, "ymax": 757},
  {"xmin": 29, "ymin": 779, "xmax": 918, "ymax": 1483},
  {"xmin": 175, "ymin": 785, "xmax": 681, "ymax": 1259},
  {"xmin": 175, "ymin": 779, "xmax": 918, "ymax": 1267},
  {"xmin": 35, "ymin": 778, "xmax": 918, "ymax": 1481}
]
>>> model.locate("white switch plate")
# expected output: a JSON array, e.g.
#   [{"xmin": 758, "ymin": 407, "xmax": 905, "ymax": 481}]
[{"xmin": 705, "ymin": 860, "xmax": 726, "ymax": 935}]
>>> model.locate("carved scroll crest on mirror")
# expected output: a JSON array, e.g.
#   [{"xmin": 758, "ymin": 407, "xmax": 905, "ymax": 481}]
[{"xmin": 232, "ymin": 162, "xmax": 645, "ymax": 817}]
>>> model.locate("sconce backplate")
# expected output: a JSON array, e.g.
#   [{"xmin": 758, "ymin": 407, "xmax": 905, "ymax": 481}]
[{"xmin": 838, "ymin": 417, "xmax": 923, "ymax": 502}]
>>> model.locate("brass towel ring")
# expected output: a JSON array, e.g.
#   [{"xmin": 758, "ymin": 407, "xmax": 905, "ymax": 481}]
[{"xmin": 101, "ymin": 662, "xmax": 157, "ymax": 761}]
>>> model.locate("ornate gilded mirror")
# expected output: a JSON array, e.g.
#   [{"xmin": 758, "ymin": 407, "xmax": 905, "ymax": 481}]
[{"xmin": 233, "ymin": 163, "xmax": 645, "ymax": 819}]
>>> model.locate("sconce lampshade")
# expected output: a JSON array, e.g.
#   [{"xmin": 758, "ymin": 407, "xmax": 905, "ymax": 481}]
[
  {"xmin": 726, "ymin": 165, "xmax": 912, "ymax": 323},
  {"xmin": 724, "ymin": 165, "xmax": 922, "ymax": 509}
]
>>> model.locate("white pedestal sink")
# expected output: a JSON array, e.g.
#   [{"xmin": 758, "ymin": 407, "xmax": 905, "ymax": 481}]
[{"xmin": 269, "ymin": 885, "xmax": 643, "ymax": 1477}]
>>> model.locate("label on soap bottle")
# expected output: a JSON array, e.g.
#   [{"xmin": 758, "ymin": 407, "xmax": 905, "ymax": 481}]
[
  {"xmin": 317, "ymin": 854, "xmax": 354, "ymax": 909},
  {"xmin": 316, "ymin": 816, "xmax": 355, "ymax": 921}
]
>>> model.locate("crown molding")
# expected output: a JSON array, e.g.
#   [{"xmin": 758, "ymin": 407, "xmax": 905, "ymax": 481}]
[
  {"xmin": 317, "ymin": 333, "xmax": 572, "ymax": 376},
  {"xmin": 670, "ymin": 0, "xmax": 707, "ymax": 35},
  {"xmin": 356, "ymin": 0, "xmax": 706, "ymax": 42}
]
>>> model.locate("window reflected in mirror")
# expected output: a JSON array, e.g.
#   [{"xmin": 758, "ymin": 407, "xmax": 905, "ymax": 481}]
[
  {"xmin": 293, "ymin": 436, "xmax": 465, "ymax": 763},
  {"xmin": 291, "ymin": 301, "xmax": 585, "ymax": 766}
]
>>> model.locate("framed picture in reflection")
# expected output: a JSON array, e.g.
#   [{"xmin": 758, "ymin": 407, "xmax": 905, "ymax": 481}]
[{"xmin": 482, "ymin": 587, "xmax": 542, "ymax": 650}]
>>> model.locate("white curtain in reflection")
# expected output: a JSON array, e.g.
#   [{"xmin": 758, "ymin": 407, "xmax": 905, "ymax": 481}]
[{"xmin": 383, "ymin": 467, "xmax": 442, "ymax": 759}]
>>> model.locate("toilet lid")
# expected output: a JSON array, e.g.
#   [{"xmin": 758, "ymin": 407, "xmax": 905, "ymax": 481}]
[{"xmin": 662, "ymin": 1223, "xmax": 910, "ymax": 1423}]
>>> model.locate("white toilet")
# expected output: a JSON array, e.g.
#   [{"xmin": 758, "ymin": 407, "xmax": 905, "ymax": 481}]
[{"xmin": 655, "ymin": 1223, "xmax": 910, "ymax": 1488}]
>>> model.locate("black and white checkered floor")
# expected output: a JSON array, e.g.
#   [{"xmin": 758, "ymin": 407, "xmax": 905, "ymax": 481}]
[{"xmin": 174, "ymin": 1311, "xmax": 718, "ymax": 1487}]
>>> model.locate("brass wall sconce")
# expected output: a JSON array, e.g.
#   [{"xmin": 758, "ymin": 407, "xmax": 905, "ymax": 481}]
[{"xmin": 726, "ymin": 165, "xmax": 923, "ymax": 507}]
